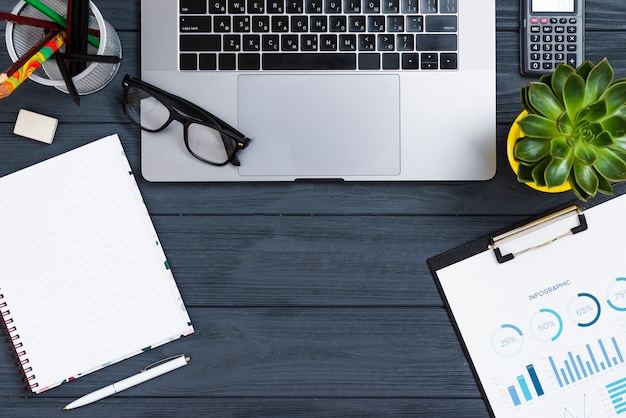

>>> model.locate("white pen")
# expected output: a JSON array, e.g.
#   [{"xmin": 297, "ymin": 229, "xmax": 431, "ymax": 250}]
[{"xmin": 63, "ymin": 354, "xmax": 190, "ymax": 410}]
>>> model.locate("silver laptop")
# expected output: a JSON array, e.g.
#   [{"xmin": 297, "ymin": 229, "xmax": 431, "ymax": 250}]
[{"xmin": 140, "ymin": 0, "xmax": 496, "ymax": 181}]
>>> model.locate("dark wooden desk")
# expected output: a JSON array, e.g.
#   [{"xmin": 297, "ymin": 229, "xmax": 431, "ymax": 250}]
[{"xmin": 1, "ymin": 1, "xmax": 625, "ymax": 416}]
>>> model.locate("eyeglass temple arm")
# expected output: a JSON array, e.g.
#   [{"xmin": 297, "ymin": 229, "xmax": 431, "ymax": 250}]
[{"xmin": 126, "ymin": 76, "xmax": 249, "ymax": 141}]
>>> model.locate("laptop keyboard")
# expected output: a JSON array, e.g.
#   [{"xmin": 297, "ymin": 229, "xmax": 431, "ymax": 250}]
[{"xmin": 179, "ymin": 0, "xmax": 458, "ymax": 71}]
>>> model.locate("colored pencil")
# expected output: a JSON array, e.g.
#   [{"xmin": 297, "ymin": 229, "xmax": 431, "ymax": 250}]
[
  {"xmin": 61, "ymin": 52, "xmax": 122, "ymax": 63},
  {"xmin": 55, "ymin": 51, "xmax": 80, "ymax": 106},
  {"xmin": 66, "ymin": 0, "xmax": 89, "ymax": 75},
  {"xmin": 0, "ymin": 11, "xmax": 62, "ymax": 32},
  {"xmin": 23, "ymin": 0, "xmax": 99, "ymax": 48},
  {"xmin": 0, "ymin": 11, "xmax": 99, "ymax": 36},
  {"xmin": 0, "ymin": 29, "xmax": 59, "ymax": 84},
  {"xmin": 0, "ymin": 31, "xmax": 65, "ymax": 99}
]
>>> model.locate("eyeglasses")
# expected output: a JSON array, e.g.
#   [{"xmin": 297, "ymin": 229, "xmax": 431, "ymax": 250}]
[{"xmin": 121, "ymin": 74, "xmax": 250, "ymax": 167}]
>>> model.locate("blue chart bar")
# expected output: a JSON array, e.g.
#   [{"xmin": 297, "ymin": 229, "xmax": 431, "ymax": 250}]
[
  {"xmin": 507, "ymin": 364, "xmax": 545, "ymax": 406},
  {"xmin": 606, "ymin": 377, "xmax": 626, "ymax": 415},
  {"xmin": 549, "ymin": 336, "xmax": 624, "ymax": 387}
]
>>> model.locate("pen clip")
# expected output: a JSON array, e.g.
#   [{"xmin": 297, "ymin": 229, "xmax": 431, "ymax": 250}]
[{"xmin": 141, "ymin": 354, "xmax": 186, "ymax": 372}]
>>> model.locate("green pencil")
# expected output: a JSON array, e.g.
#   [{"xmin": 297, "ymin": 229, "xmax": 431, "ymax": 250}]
[{"xmin": 23, "ymin": 0, "xmax": 99, "ymax": 48}]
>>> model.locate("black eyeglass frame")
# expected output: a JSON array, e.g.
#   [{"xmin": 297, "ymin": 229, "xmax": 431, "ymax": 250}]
[{"xmin": 121, "ymin": 74, "xmax": 251, "ymax": 167}]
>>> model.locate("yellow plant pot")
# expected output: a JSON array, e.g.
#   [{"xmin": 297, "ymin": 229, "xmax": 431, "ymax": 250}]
[{"xmin": 507, "ymin": 110, "xmax": 571, "ymax": 193}]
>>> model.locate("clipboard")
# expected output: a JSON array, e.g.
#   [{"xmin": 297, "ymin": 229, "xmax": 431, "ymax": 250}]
[{"xmin": 428, "ymin": 186, "xmax": 626, "ymax": 418}]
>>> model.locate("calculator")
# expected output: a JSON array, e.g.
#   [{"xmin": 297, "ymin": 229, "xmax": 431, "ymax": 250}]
[{"xmin": 520, "ymin": 0, "xmax": 585, "ymax": 76}]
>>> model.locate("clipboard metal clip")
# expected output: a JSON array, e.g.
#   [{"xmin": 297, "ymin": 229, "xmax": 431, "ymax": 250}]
[{"xmin": 489, "ymin": 206, "xmax": 588, "ymax": 264}]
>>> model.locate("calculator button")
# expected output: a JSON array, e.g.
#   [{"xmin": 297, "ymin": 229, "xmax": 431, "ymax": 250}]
[
  {"xmin": 540, "ymin": 18, "xmax": 548, "ymax": 24},
  {"xmin": 567, "ymin": 54, "xmax": 576, "ymax": 66},
  {"xmin": 531, "ymin": 26, "xmax": 540, "ymax": 33},
  {"xmin": 530, "ymin": 17, "xmax": 538, "ymax": 24}
]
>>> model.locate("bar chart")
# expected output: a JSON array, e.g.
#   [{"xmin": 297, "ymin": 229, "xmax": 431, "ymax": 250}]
[
  {"xmin": 606, "ymin": 377, "xmax": 626, "ymax": 415},
  {"xmin": 506, "ymin": 364, "xmax": 545, "ymax": 406},
  {"xmin": 549, "ymin": 336, "xmax": 625, "ymax": 387}
]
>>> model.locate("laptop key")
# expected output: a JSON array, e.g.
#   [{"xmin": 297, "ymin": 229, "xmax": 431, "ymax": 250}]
[
  {"xmin": 239, "ymin": 53, "xmax": 261, "ymax": 69},
  {"xmin": 180, "ymin": 35, "xmax": 221, "ymax": 51},
  {"xmin": 359, "ymin": 53, "xmax": 380, "ymax": 69},
  {"xmin": 416, "ymin": 34, "xmax": 457, "ymax": 51},
  {"xmin": 402, "ymin": 53, "xmax": 419, "ymax": 69},
  {"xmin": 262, "ymin": 53, "xmax": 357, "ymax": 69},
  {"xmin": 425, "ymin": 15, "xmax": 457, "ymax": 32},
  {"xmin": 181, "ymin": 0, "xmax": 207, "ymax": 13}
]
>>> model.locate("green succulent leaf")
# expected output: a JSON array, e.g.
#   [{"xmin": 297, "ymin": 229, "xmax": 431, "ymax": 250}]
[
  {"xmin": 610, "ymin": 137, "xmax": 626, "ymax": 153},
  {"xmin": 550, "ymin": 136, "xmax": 571, "ymax": 159},
  {"xmin": 528, "ymin": 82, "xmax": 565, "ymax": 119},
  {"xmin": 531, "ymin": 158, "xmax": 550, "ymax": 186},
  {"xmin": 597, "ymin": 174, "xmax": 614, "ymax": 195},
  {"xmin": 563, "ymin": 72, "xmax": 586, "ymax": 118},
  {"xmin": 594, "ymin": 148, "xmax": 626, "ymax": 180},
  {"xmin": 517, "ymin": 114, "xmax": 562, "ymax": 138},
  {"xmin": 576, "ymin": 99, "xmax": 608, "ymax": 125},
  {"xmin": 573, "ymin": 159, "xmax": 599, "ymax": 196},
  {"xmin": 557, "ymin": 111, "xmax": 573, "ymax": 134},
  {"xmin": 520, "ymin": 86, "xmax": 533, "ymax": 114},
  {"xmin": 590, "ymin": 130, "xmax": 615, "ymax": 148},
  {"xmin": 574, "ymin": 142, "xmax": 598, "ymax": 165},
  {"xmin": 551, "ymin": 64, "xmax": 575, "ymax": 102},
  {"xmin": 545, "ymin": 153, "xmax": 574, "ymax": 187},
  {"xmin": 575, "ymin": 60, "xmax": 594, "ymax": 81},
  {"xmin": 516, "ymin": 162, "xmax": 534, "ymax": 183},
  {"xmin": 584, "ymin": 58, "xmax": 613, "ymax": 105},
  {"xmin": 601, "ymin": 81, "xmax": 626, "ymax": 114},
  {"xmin": 601, "ymin": 115, "xmax": 626, "ymax": 138},
  {"xmin": 514, "ymin": 137, "xmax": 551, "ymax": 162},
  {"xmin": 568, "ymin": 173, "xmax": 593, "ymax": 201}
]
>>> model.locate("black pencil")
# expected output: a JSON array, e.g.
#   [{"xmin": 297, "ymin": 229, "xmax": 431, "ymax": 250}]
[{"xmin": 66, "ymin": 0, "xmax": 89, "ymax": 76}]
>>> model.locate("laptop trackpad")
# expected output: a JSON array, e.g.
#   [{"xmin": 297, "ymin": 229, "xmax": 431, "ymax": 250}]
[{"xmin": 237, "ymin": 74, "xmax": 400, "ymax": 177}]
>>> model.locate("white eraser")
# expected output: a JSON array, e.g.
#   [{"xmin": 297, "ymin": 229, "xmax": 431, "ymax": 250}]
[{"xmin": 13, "ymin": 109, "xmax": 58, "ymax": 144}]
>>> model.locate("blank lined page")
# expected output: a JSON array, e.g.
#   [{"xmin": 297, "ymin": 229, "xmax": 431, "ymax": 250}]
[{"xmin": 0, "ymin": 135, "xmax": 194, "ymax": 393}]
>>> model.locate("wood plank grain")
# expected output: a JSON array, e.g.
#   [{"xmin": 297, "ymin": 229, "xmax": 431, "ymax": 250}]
[
  {"xmin": 0, "ymin": 308, "xmax": 480, "ymax": 397},
  {"xmin": 0, "ymin": 398, "xmax": 490, "ymax": 418}
]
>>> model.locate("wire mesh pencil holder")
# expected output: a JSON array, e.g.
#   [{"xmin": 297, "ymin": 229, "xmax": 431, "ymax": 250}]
[{"xmin": 5, "ymin": 0, "xmax": 122, "ymax": 95}]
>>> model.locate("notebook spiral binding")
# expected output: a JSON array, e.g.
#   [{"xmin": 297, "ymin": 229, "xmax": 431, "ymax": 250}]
[{"xmin": 0, "ymin": 292, "xmax": 37, "ymax": 391}]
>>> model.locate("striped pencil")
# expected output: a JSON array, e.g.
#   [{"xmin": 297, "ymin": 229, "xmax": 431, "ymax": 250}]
[{"xmin": 0, "ymin": 31, "xmax": 65, "ymax": 98}]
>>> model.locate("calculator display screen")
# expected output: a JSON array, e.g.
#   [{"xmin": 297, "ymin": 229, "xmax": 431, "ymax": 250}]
[{"xmin": 531, "ymin": 0, "xmax": 575, "ymax": 12}]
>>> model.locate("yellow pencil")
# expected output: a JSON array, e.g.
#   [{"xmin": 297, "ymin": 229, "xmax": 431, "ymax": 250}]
[{"xmin": 0, "ymin": 31, "xmax": 65, "ymax": 98}]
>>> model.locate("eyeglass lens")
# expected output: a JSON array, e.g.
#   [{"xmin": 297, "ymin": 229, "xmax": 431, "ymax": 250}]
[
  {"xmin": 125, "ymin": 85, "xmax": 238, "ymax": 165},
  {"xmin": 124, "ymin": 86, "xmax": 171, "ymax": 131}
]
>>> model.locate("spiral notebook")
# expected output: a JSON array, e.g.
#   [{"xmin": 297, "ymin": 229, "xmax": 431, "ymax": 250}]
[{"xmin": 0, "ymin": 135, "xmax": 194, "ymax": 393}]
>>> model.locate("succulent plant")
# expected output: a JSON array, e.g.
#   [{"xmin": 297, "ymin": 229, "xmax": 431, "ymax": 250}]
[{"xmin": 515, "ymin": 58, "xmax": 626, "ymax": 201}]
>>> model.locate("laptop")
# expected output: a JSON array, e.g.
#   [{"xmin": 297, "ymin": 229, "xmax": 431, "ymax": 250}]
[{"xmin": 140, "ymin": 0, "xmax": 496, "ymax": 181}]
